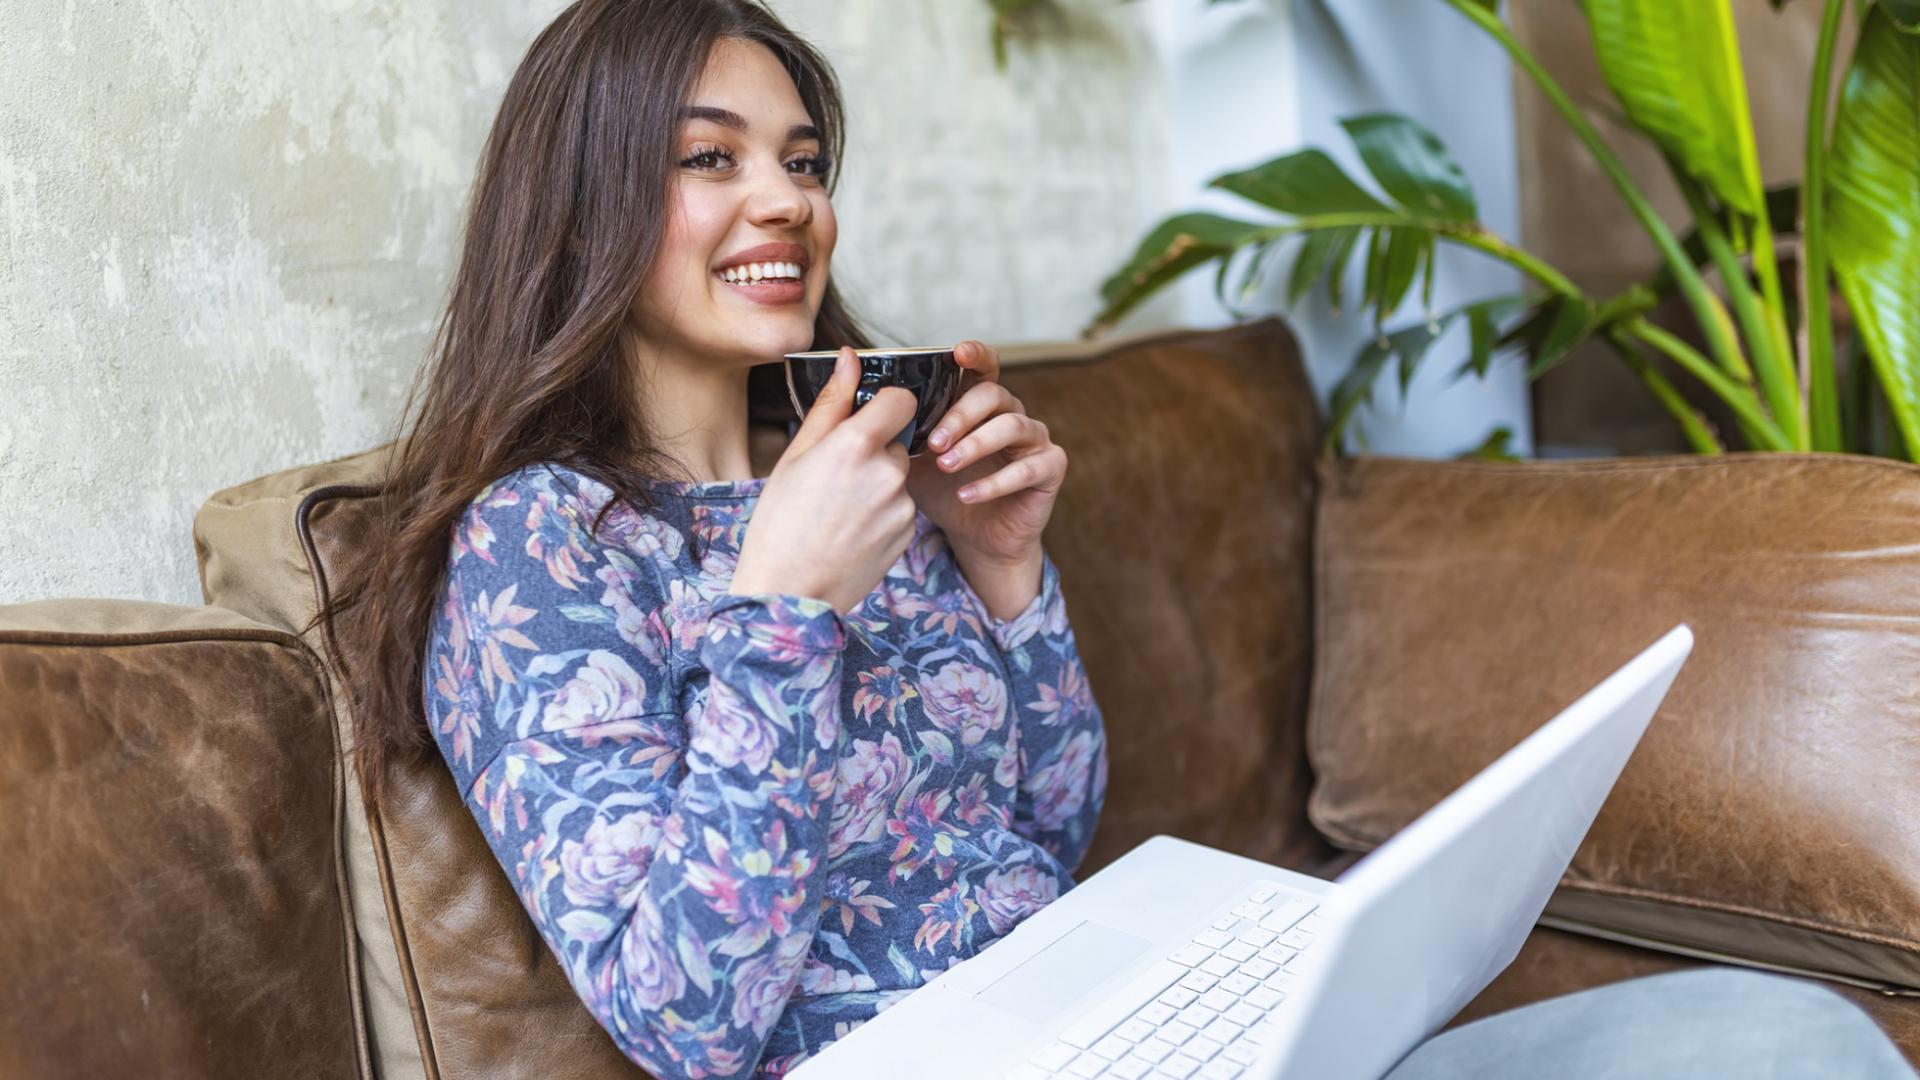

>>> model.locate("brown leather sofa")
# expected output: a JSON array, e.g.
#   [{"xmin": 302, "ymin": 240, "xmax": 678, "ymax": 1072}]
[{"xmin": 6, "ymin": 317, "xmax": 1919, "ymax": 1079}]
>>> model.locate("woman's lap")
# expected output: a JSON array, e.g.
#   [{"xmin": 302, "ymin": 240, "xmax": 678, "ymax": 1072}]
[{"xmin": 1382, "ymin": 969, "xmax": 1916, "ymax": 1079}]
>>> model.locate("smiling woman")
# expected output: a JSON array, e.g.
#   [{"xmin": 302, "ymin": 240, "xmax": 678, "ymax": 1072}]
[{"xmin": 312, "ymin": 2, "xmax": 1103, "ymax": 1079}]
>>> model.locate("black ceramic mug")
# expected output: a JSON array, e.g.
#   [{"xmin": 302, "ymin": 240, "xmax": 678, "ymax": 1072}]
[{"xmin": 783, "ymin": 347, "xmax": 964, "ymax": 458}]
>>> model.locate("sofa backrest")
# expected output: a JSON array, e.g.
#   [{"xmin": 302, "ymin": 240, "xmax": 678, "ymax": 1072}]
[
  {"xmin": 1309, "ymin": 454, "xmax": 1920, "ymax": 999},
  {"xmin": 190, "ymin": 318, "xmax": 1325, "ymax": 1080},
  {"xmin": 0, "ymin": 600, "xmax": 368, "ymax": 1079}
]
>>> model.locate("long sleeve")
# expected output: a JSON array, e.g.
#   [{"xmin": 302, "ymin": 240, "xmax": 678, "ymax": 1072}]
[
  {"xmin": 954, "ymin": 548, "xmax": 1109, "ymax": 875},
  {"xmin": 422, "ymin": 467, "xmax": 845, "ymax": 1079}
]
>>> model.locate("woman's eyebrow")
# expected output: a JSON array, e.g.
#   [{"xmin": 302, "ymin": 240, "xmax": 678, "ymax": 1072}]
[{"xmin": 681, "ymin": 105, "xmax": 819, "ymax": 142}]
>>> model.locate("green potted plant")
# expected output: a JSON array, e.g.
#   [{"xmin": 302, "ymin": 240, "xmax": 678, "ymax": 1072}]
[{"xmin": 1089, "ymin": 0, "xmax": 1920, "ymax": 457}]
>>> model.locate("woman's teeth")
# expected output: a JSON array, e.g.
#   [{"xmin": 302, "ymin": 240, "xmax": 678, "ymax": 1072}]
[{"xmin": 720, "ymin": 261, "xmax": 803, "ymax": 284}]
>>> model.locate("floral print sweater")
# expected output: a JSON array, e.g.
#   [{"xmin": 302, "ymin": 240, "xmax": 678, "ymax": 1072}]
[{"xmin": 423, "ymin": 461, "xmax": 1109, "ymax": 1079}]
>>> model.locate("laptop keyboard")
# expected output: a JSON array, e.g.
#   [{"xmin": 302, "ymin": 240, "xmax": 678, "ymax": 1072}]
[{"xmin": 1004, "ymin": 880, "xmax": 1323, "ymax": 1080}]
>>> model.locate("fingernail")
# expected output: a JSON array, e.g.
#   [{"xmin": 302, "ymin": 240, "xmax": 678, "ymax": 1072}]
[
  {"xmin": 958, "ymin": 486, "xmax": 977, "ymax": 502},
  {"xmin": 930, "ymin": 429, "xmax": 948, "ymax": 449},
  {"xmin": 938, "ymin": 452, "xmax": 959, "ymax": 468}
]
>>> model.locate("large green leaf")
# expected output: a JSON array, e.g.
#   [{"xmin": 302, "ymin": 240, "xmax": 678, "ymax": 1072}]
[
  {"xmin": 1881, "ymin": 0, "xmax": 1920, "ymax": 32},
  {"xmin": 1209, "ymin": 150, "xmax": 1392, "ymax": 217},
  {"xmin": 1090, "ymin": 212, "xmax": 1274, "ymax": 332},
  {"xmin": 1828, "ymin": 8, "xmax": 1920, "ymax": 456},
  {"xmin": 1581, "ymin": 0, "xmax": 1764, "ymax": 217},
  {"xmin": 1340, "ymin": 114, "xmax": 1478, "ymax": 221}
]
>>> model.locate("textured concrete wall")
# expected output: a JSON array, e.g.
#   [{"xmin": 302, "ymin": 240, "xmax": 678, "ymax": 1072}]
[{"xmin": 0, "ymin": 0, "xmax": 1171, "ymax": 605}]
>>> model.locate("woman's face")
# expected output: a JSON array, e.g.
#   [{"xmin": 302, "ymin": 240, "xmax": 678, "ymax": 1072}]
[{"xmin": 630, "ymin": 37, "xmax": 838, "ymax": 370}]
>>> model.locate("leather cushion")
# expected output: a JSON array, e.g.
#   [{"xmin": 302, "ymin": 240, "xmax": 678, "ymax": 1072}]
[
  {"xmin": 1309, "ymin": 454, "xmax": 1920, "ymax": 993},
  {"xmin": 192, "ymin": 317, "xmax": 1331, "ymax": 1079},
  {"xmin": 0, "ymin": 600, "xmax": 367, "ymax": 1079}
]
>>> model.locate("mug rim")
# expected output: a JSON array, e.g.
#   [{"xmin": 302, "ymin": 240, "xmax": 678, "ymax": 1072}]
[{"xmin": 784, "ymin": 346, "xmax": 955, "ymax": 360}]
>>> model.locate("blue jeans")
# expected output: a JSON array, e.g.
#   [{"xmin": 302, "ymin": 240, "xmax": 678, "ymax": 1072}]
[{"xmin": 1383, "ymin": 969, "xmax": 1916, "ymax": 1078}]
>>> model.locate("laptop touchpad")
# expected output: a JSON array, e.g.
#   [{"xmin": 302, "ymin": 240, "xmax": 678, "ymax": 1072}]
[{"xmin": 973, "ymin": 920, "xmax": 1153, "ymax": 1021}]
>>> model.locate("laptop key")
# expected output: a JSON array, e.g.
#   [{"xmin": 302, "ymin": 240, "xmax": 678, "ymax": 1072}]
[
  {"xmin": 1067, "ymin": 1054, "xmax": 1108, "ymax": 1077},
  {"xmin": 1222, "ymin": 1039, "xmax": 1262, "ymax": 1066},
  {"xmin": 1209, "ymin": 915, "xmax": 1240, "ymax": 932},
  {"xmin": 1059, "ymin": 961, "xmax": 1188, "ymax": 1049},
  {"xmin": 1184, "ymin": 1036, "xmax": 1224, "ymax": 1062},
  {"xmin": 1109, "ymin": 1058, "xmax": 1153, "ymax": 1080},
  {"xmin": 1178, "ymin": 971, "xmax": 1219, "ymax": 993},
  {"xmin": 1218, "ymin": 973, "xmax": 1260, "ymax": 996},
  {"xmin": 1237, "ymin": 958, "xmax": 1277, "ymax": 980},
  {"xmin": 1156, "ymin": 1053, "xmax": 1203, "ymax": 1079},
  {"xmin": 1235, "ymin": 927, "xmax": 1276, "ymax": 947},
  {"xmin": 1197, "ymin": 1059, "xmax": 1244, "ymax": 1080},
  {"xmin": 1114, "ymin": 1018, "xmax": 1158, "ymax": 1043},
  {"xmin": 1093, "ymin": 1035, "xmax": 1135, "ymax": 1061},
  {"xmin": 1158, "ymin": 1020, "xmax": 1198, "ymax": 1046},
  {"xmin": 1191, "ymin": 929, "xmax": 1233, "ymax": 949},
  {"xmin": 1178, "ymin": 1002, "xmax": 1217, "ymax": 1029},
  {"xmin": 1248, "ymin": 884, "xmax": 1279, "ymax": 903},
  {"xmin": 1224, "ymin": 1003, "xmax": 1264, "ymax": 1027},
  {"xmin": 1155, "ymin": 987, "xmax": 1197, "ymax": 1011},
  {"xmin": 1228, "ymin": 901, "xmax": 1270, "ymax": 920},
  {"xmin": 1198, "ymin": 956, "xmax": 1237, "ymax": 978},
  {"xmin": 1257, "ymin": 943, "xmax": 1297, "ymax": 965},
  {"xmin": 1279, "ymin": 928, "xmax": 1314, "ymax": 950},
  {"xmin": 1244, "ymin": 986, "xmax": 1285, "ymax": 1010},
  {"xmin": 1218, "ymin": 941, "xmax": 1257, "ymax": 963},
  {"xmin": 1256, "ymin": 899, "xmax": 1316, "ymax": 934},
  {"xmin": 1169, "ymin": 943, "xmax": 1215, "ymax": 968},
  {"xmin": 1134, "ymin": 1038, "xmax": 1177, "ymax": 1064},
  {"xmin": 1005, "ymin": 1066, "xmax": 1052, "ymax": 1080},
  {"xmin": 1203, "ymin": 1018, "xmax": 1244, "ymax": 1044},
  {"xmin": 1197, "ymin": 988, "xmax": 1237, "ymax": 1012}
]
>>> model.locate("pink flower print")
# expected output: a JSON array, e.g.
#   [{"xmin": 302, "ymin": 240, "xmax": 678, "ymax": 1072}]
[
  {"xmin": 797, "ymin": 955, "xmax": 879, "ymax": 995},
  {"xmin": 952, "ymin": 773, "xmax": 998, "ymax": 827},
  {"xmin": 608, "ymin": 503, "xmax": 687, "ymax": 567},
  {"xmin": 978, "ymin": 864, "xmax": 1060, "ymax": 935},
  {"xmin": 913, "ymin": 879, "xmax": 979, "ymax": 956},
  {"xmin": 688, "ymin": 678, "xmax": 781, "ymax": 774},
  {"xmin": 729, "ymin": 929, "xmax": 811, "ymax": 1039},
  {"xmin": 664, "ymin": 578, "xmax": 710, "ymax": 653},
  {"xmin": 596, "ymin": 555, "xmax": 671, "ymax": 669},
  {"xmin": 541, "ymin": 649, "xmax": 648, "ymax": 734},
  {"xmin": 829, "ymin": 733, "xmax": 909, "ymax": 859},
  {"xmin": 655, "ymin": 811, "xmax": 690, "ymax": 865},
  {"xmin": 682, "ymin": 820, "xmax": 816, "ymax": 944},
  {"xmin": 696, "ymin": 546, "xmax": 739, "ymax": 601},
  {"xmin": 822, "ymin": 871, "xmax": 897, "ymax": 936},
  {"xmin": 460, "ymin": 583, "xmax": 539, "ymax": 702},
  {"xmin": 994, "ymin": 724, "xmax": 1020, "ymax": 789},
  {"xmin": 651, "ymin": 1006, "xmax": 747, "ymax": 1079},
  {"xmin": 764, "ymin": 748, "xmax": 833, "ymax": 819},
  {"xmin": 610, "ymin": 887, "xmax": 687, "ymax": 1006},
  {"xmin": 1029, "ymin": 730, "xmax": 1099, "ymax": 832},
  {"xmin": 917, "ymin": 587, "xmax": 985, "ymax": 639},
  {"xmin": 917, "ymin": 660, "xmax": 1007, "ymax": 747},
  {"xmin": 852, "ymin": 665, "xmax": 919, "ymax": 728},
  {"xmin": 451, "ymin": 483, "xmax": 520, "ymax": 563},
  {"xmin": 431, "ymin": 647, "xmax": 483, "ymax": 771},
  {"xmin": 560, "ymin": 810, "xmax": 660, "ymax": 908},
  {"xmin": 886, "ymin": 781, "xmax": 968, "ymax": 883},
  {"xmin": 1025, "ymin": 657, "xmax": 1091, "ymax": 728},
  {"xmin": 522, "ymin": 490, "xmax": 597, "ymax": 591}
]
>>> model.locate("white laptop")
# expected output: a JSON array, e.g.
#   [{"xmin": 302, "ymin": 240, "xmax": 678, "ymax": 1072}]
[{"xmin": 789, "ymin": 625, "xmax": 1693, "ymax": 1080}]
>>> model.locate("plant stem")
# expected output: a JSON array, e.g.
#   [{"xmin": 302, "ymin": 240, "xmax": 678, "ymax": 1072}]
[
  {"xmin": 1671, "ymin": 171, "xmax": 1802, "ymax": 445},
  {"xmin": 1801, "ymin": 0, "xmax": 1846, "ymax": 451},
  {"xmin": 1443, "ymin": 0, "xmax": 1753, "ymax": 399},
  {"xmin": 1625, "ymin": 318, "xmax": 1793, "ymax": 450},
  {"xmin": 1605, "ymin": 330, "xmax": 1724, "ymax": 453},
  {"xmin": 1283, "ymin": 214, "xmax": 1581, "ymax": 297}
]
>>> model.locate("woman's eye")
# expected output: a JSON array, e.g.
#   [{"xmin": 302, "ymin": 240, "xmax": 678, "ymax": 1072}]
[
  {"xmin": 788, "ymin": 155, "xmax": 834, "ymax": 180},
  {"xmin": 681, "ymin": 148, "xmax": 734, "ymax": 171}
]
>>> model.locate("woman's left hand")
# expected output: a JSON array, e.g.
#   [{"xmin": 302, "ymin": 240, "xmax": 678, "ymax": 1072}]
[{"xmin": 905, "ymin": 339, "xmax": 1067, "ymax": 567}]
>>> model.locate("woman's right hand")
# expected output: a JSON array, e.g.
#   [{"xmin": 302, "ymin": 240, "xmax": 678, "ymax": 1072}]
[{"xmin": 729, "ymin": 346, "xmax": 920, "ymax": 615}]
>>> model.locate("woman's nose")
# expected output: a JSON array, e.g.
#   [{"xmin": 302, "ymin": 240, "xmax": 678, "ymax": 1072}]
[{"xmin": 744, "ymin": 165, "xmax": 811, "ymax": 228}]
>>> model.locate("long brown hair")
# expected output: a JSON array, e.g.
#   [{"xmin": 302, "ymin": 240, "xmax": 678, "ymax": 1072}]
[{"xmin": 316, "ymin": 0, "xmax": 869, "ymax": 811}]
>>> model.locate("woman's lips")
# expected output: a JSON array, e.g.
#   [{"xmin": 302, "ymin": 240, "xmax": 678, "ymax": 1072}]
[{"xmin": 716, "ymin": 273, "xmax": 805, "ymax": 306}]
